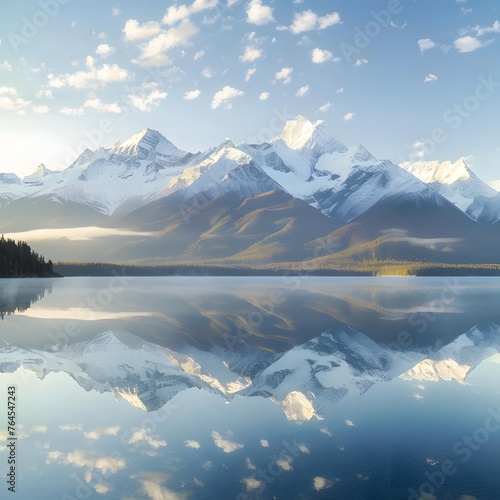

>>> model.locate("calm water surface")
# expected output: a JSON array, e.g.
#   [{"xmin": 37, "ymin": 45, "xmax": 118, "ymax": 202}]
[{"xmin": 1, "ymin": 277, "xmax": 500, "ymax": 500}]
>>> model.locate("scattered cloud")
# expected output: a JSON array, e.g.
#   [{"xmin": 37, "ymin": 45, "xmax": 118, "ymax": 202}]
[
  {"xmin": 343, "ymin": 112, "xmax": 355, "ymax": 121},
  {"xmin": 241, "ymin": 477, "xmax": 262, "ymax": 491},
  {"xmin": 247, "ymin": 0, "xmax": 275, "ymax": 26},
  {"xmin": 129, "ymin": 88, "xmax": 168, "ymax": 110},
  {"xmin": 354, "ymin": 58, "xmax": 368, "ymax": 66},
  {"xmin": 313, "ymin": 476, "xmax": 334, "ymax": 491},
  {"xmin": 260, "ymin": 439, "xmax": 270, "ymax": 447},
  {"xmin": 123, "ymin": 19, "xmax": 161, "ymax": 42},
  {"xmin": 211, "ymin": 431, "xmax": 244, "ymax": 452},
  {"xmin": 194, "ymin": 50, "xmax": 205, "ymax": 60},
  {"xmin": 345, "ymin": 419, "xmax": 356, "ymax": 427},
  {"xmin": 84, "ymin": 98, "xmax": 121, "ymax": 114},
  {"xmin": 132, "ymin": 19, "xmax": 199, "ymax": 67},
  {"xmin": 0, "ymin": 87, "xmax": 31, "ymax": 112},
  {"xmin": 163, "ymin": 5, "xmax": 191, "ymax": 26},
  {"xmin": 295, "ymin": 84, "xmax": 310, "ymax": 97},
  {"xmin": 453, "ymin": 35, "xmax": 490, "ymax": 53},
  {"xmin": 311, "ymin": 48, "xmax": 336, "ymax": 64},
  {"xmin": 83, "ymin": 426, "xmax": 121, "ymax": 440},
  {"xmin": 424, "ymin": 73, "xmax": 438, "ymax": 83},
  {"xmin": 290, "ymin": 10, "xmax": 341, "ymax": 35},
  {"xmin": 336, "ymin": 87, "xmax": 344, "ymax": 94},
  {"xmin": 275, "ymin": 66, "xmax": 293, "ymax": 84},
  {"xmin": 128, "ymin": 429, "xmax": 167, "ymax": 449},
  {"xmin": 240, "ymin": 46, "xmax": 263, "ymax": 62},
  {"xmin": 48, "ymin": 56, "xmax": 128, "ymax": 89},
  {"xmin": 202, "ymin": 66, "xmax": 215, "ymax": 78},
  {"xmin": 95, "ymin": 44, "xmax": 115, "ymax": 58},
  {"xmin": 0, "ymin": 60, "xmax": 12, "ymax": 71},
  {"xmin": 31, "ymin": 425, "xmax": 48, "ymax": 433},
  {"xmin": 259, "ymin": 91, "xmax": 269, "ymax": 100},
  {"xmin": 474, "ymin": 20, "xmax": 500, "ymax": 36},
  {"xmin": 46, "ymin": 450, "xmax": 126, "ymax": 475},
  {"xmin": 298, "ymin": 443, "xmax": 310, "ymax": 454},
  {"xmin": 185, "ymin": 440, "xmax": 201, "ymax": 449},
  {"xmin": 418, "ymin": 38, "xmax": 436, "ymax": 53},
  {"xmin": 245, "ymin": 68, "xmax": 256, "ymax": 81},
  {"xmin": 318, "ymin": 101, "xmax": 332, "ymax": 112},
  {"xmin": 60, "ymin": 106, "xmax": 85, "ymax": 116},
  {"xmin": 112, "ymin": 7, "xmax": 121, "ymax": 16},
  {"xmin": 184, "ymin": 89, "xmax": 201, "ymax": 100},
  {"xmin": 245, "ymin": 457, "xmax": 256, "ymax": 470},
  {"xmin": 35, "ymin": 89, "xmax": 54, "ymax": 99},
  {"xmin": 59, "ymin": 424, "xmax": 84, "ymax": 432}
]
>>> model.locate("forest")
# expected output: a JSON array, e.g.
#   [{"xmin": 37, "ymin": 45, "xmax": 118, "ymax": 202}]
[{"xmin": 0, "ymin": 235, "xmax": 57, "ymax": 278}]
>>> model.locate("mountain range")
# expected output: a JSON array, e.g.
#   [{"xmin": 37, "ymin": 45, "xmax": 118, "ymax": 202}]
[{"xmin": 1, "ymin": 116, "xmax": 499, "ymax": 270}]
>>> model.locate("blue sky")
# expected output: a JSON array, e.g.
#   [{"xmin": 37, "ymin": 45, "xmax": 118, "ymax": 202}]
[{"xmin": 0, "ymin": 0, "xmax": 499, "ymax": 183}]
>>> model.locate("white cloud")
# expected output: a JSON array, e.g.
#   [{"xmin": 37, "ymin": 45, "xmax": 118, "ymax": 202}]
[
  {"xmin": 211, "ymin": 431, "xmax": 244, "ymax": 452},
  {"xmin": 246, "ymin": 458, "xmax": 256, "ymax": 470},
  {"xmin": 83, "ymin": 426, "xmax": 121, "ymax": 440},
  {"xmin": 275, "ymin": 66, "xmax": 293, "ymax": 84},
  {"xmin": 318, "ymin": 101, "xmax": 332, "ymax": 112},
  {"xmin": 0, "ymin": 60, "xmax": 12, "ymax": 71},
  {"xmin": 95, "ymin": 44, "xmax": 115, "ymax": 58},
  {"xmin": 336, "ymin": 87, "xmax": 344, "ymax": 94},
  {"xmin": 276, "ymin": 457, "xmax": 293, "ymax": 471},
  {"xmin": 0, "ymin": 87, "xmax": 31, "ymax": 111},
  {"xmin": 83, "ymin": 98, "xmax": 121, "ymax": 114},
  {"xmin": 240, "ymin": 46, "xmax": 263, "ymax": 62},
  {"xmin": 48, "ymin": 56, "xmax": 128, "ymax": 89},
  {"xmin": 32, "ymin": 104, "xmax": 50, "ymax": 114},
  {"xmin": 211, "ymin": 86, "xmax": 244, "ymax": 109},
  {"xmin": 291, "ymin": 10, "xmax": 341, "ymax": 34},
  {"xmin": 191, "ymin": 0, "xmax": 219, "ymax": 14},
  {"xmin": 134, "ymin": 472, "xmax": 187, "ymax": 500},
  {"xmin": 163, "ymin": 5, "xmax": 191, "ymax": 25},
  {"xmin": 228, "ymin": 0, "xmax": 239, "ymax": 6},
  {"xmin": 295, "ymin": 84, "xmax": 309, "ymax": 97},
  {"xmin": 453, "ymin": 35, "xmax": 489, "ymax": 53},
  {"xmin": 35, "ymin": 89, "xmax": 54, "ymax": 99},
  {"xmin": 424, "ymin": 73, "xmax": 438, "ymax": 83},
  {"xmin": 194, "ymin": 50, "xmax": 205, "ymax": 60},
  {"xmin": 354, "ymin": 58, "xmax": 368, "ymax": 66},
  {"xmin": 343, "ymin": 112, "xmax": 355, "ymax": 121},
  {"xmin": 31, "ymin": 425, "xmax": 48, "ymax": 433},
  {"xmin": 418, "ymin": 38, "xmax": 436, "ymax": 53},
  {"xmin": 134, "ymin": 20, "xmax": 199, "ymax": 67},
  {"xmin": 123, "ymin": 19, "xmax": 161, "ymax": 41},
  {"xmin": 298, "ymin": 443, "xmax": 310, "ymax": 454},
  {"xmin": 129, "ymin": 429, "xmax": 167, "ymax": 449},
  {"xmin": 128, "ymin": 89, "xmax": 168, "ymax": 111},
  {"xmin": 345, "ymin": 419, "xmax": 356, "ymax": 427},
  {"xmin": 59, "ymin": 424, "xmax": 84, "ymax": 432},
  {"xmin": 112, "ymin": 7, "xmax": 121, "ymax": 16},
  {"xmin": 241, "ymin": 477, "xmax": 262, "ymax": 491},
  {"xmin": 311, "ymin": 48, "xmax": 334, "ymax": 63},
  {"xmin": 313, "ymin": 477, "xmax": 333, "ymax": 491},
  {"xmin": 474, "ymin": 20, "xmax": 500, "ymax": 36},
  {"xmin": 259, "ymin": 91, "xmax": 269, "ymax": 100},
  {"xmin": 185, "ymin": 440, "xmax": 201, "ymax": 449},
  {"xmin": 202, "ymin": 66, "xmax": 215, "ymax": 78},
  {"xmin": 245, "ymin": 68, "xmax": 256, "ymax": 81},
  {"xmin": 46, "ymin": 450, "xmax": 126, "ymax": 475},
  {"xmin": 247, "ymin": 0, "xmax": 275, "ymax": 26},
  {"xmin": 60, "ymin": 106, "xmax": 84, "ymax": 116},
  {"xmin": 184, "ymin": 89, "xmax": 201, "ymax": 100}
]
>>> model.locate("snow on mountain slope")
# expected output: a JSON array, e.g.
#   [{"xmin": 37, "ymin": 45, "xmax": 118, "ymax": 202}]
[
  {"xmin": 400, "ymin": 158, "xmax": 496, "ymax": 213},
  {"xmin": 156, "ymin": 140, "xmax": 285, "ymax": 201},
  {"xmin": 466, "ymin": 192, "xmax": 500, "ymax": 225},
  {"xmin": 314, "ymin": 159, "xmax": 431, "ymax": 221},
  {"xmin": 400, "ymin": 323, "xmax": 500, "ymax": 382}
]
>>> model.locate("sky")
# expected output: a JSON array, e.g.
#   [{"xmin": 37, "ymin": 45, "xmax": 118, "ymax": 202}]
[{"xmin": 0, "ymin": 0, "xmax": 499, "ymax": 183}]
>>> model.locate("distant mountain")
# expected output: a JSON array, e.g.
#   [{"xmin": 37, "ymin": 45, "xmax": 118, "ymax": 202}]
[
  {"xmin": 0, "ymin": 116, "xmax": 498, "ymax": 270},
  {"xmin": 400, "ymin": 158, "xmax": 497, "ymax": 214}
]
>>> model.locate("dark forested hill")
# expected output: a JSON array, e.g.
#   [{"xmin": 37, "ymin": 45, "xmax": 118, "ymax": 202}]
[{"xmin": 0, "ymin": 235, "xmax": 57, "ymax": 278}]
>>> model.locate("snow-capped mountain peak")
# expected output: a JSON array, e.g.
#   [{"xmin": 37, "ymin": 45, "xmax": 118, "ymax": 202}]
[
  {"xmin": 112, "ymin": 128, "xmax": 185, "ymax": 160},
  {"xmin": 23, "ymin": 163, "xmax": 53, "ymax": 184},
  {"xmin": 400, "ymin": 158, "xmax": 497, "ymax": 213},
  {"xmin": 271, "ymin": 115, "xmax": 347, "ymax": 155},
  {"xmin": 350, "ymin": 145, "xmax": 377, "ymax": 164}
]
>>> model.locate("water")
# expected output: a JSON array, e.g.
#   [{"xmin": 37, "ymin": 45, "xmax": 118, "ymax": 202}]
[{"xmin": 1, "ymin": 277, "xmax": 500, "ymax": 499}]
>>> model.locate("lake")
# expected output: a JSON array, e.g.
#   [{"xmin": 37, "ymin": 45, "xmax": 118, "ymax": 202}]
[{"xmin": 1, "ymin": 276, "xmax": 500, "ymax": 499}]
